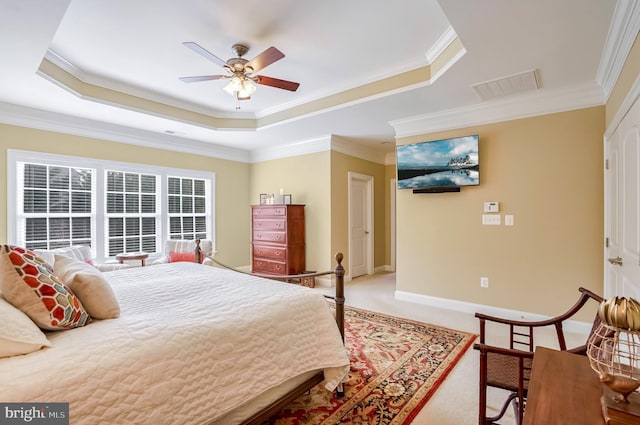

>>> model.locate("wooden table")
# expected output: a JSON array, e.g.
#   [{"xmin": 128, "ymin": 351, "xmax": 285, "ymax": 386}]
[
  {"xmin": 523, "ymin": 347, "xmax": 605, "ymax": 425},
  {"xmin": 115, "ymin": 252, "xmax": 149, "ymax": 266}
]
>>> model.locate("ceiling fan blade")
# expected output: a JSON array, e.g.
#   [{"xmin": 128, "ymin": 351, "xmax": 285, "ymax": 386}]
[
  {"xmin": 255, "ymin": 75, "xmax": 300, "ymax": 92},
  {"xmin": 245, "ymin": 47, "xmax": 285, "ymax": 73},
  {"xmin": 179, "ymin": 75, "xmax": 226, "ymax": 83},
  {"xmin": 182, "ymin": 42, "xmax": 227, "ymax": 68}
]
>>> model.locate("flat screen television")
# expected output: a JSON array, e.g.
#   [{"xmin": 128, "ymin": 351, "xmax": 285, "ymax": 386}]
[{"xmin": 396, "ymin": 135, "xmax": 479, "ymax": 191}]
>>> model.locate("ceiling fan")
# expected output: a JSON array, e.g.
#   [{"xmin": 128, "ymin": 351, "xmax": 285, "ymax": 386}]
[{"xmin": 179, "ymin": 42, "xmax": 300, "ymax": 102}]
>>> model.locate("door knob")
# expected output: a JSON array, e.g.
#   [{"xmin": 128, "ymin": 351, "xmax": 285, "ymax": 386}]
[
  {"xmin": 365, "ymin": 231, "xmax": 370, "ymax": 234},
  {"xmin": 608, "ymin": 256, "xmax": 623, "ymax": 266}
]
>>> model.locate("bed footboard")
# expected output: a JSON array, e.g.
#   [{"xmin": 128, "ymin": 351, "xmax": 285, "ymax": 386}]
[
  {"xmin": 195, "ymin": 241, "xmax": 347, "ymax": 424},
  {"xmin": 238, "ymin": 253, "xmax": 346, "ymax": 425},
  {"xmin": 245, "ymin": 253, "xmax": 345, "ymax": 342}
]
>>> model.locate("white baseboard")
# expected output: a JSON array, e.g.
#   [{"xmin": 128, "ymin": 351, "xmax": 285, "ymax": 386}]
[
  {"xmin": 374, "ymin": 265, "xmax": 396, "ymax": 273},
  {"xmin": 316, "ymin": 276, "xmax": 334, "ymax": 287},
  {"xmin": 394, "ymin": 290, "xmax": 593, "ymax": 336}
]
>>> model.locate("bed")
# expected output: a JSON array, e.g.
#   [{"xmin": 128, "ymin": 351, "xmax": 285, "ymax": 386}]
[{"xmin": 0, "ymin": 248, "xmax": 349, "ymax": 425}]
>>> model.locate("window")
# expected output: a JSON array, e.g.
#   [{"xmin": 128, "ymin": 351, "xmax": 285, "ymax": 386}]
[
  {"xmin": 168, "ymin": 176, "xmax": 208, "ymax": 240},
  {"xmin": 106, "ymin": 171, "xmax": 159, "ymax": 256},
  {"xmin": 19, "ymin": 163, "xmax": 94, "ymax": 250},
  {"xmin": 8, "ymin": 150, "xmax": 215, "ymax": 263}
]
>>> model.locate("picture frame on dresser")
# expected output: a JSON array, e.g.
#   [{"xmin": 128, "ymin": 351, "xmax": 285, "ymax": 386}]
[
  {"xmin": 259, "ymin": 193, "xmax": 269, "ymax": 205},
  {"xmin": 283, "ymin": 194, "xmax": 292, "ymax": 204}
]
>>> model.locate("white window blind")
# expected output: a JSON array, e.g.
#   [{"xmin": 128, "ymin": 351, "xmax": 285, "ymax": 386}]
[
  {"xmin": 18, "ymin": 162, "xmax": 95, "ymax": 250},
  {"xmin": 8, "ymin": 150, "xmax": 215, "ymax": 263},
  {"xmin": 106, "ymin": 171, "xmax": 160, "ymax": 256},
  {"xmin": 168, "ymin": 176, "xmax": 208, "ymax": 240}
]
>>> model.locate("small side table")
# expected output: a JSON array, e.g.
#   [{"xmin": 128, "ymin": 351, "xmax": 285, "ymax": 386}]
[{"xmin": 115, "ymin": 252, "xmax": 149, "ymax": 267}]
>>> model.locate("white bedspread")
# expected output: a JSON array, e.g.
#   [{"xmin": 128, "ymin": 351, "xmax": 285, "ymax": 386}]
[{"xmin": 0, "ymin": 263, "xmax": 350, "ymax": 424}]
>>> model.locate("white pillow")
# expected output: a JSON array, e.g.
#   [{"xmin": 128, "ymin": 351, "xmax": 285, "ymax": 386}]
[
  {"xmin": 0, "ymin": 295, "xmax": 51, "ymax": 357},
  {"xmin": 35, "ymin": 245, "xmax": 95, "ymax": 269},
  {"xmin": 54, "ymin": 255, "xmax": 120, "ymax": 319}
]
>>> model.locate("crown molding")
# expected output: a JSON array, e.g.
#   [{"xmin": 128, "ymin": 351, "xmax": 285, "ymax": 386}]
[
  {"xmin": 430, "ymin": 46, "xmax": 467, "ymax": 85},
  {"xmin": 41, "ymin": 51, "xmax": 438, "ymax": 134},
  {"xmin": 255, "ymin": 27, "xmax": 461, "ymax": 121},
  {"xmin": 0, "ymin": 100, "xmax": 391, "ymax": 165},
  {"xmin": 45, "ymin": 50, "xmax": 244, "ymax": 120},
  {"xmin": 44, "ymin": 27, "xmax": 462, "ymax": 131},
  {"xmin": 37, "ymin": 58, "xmax": 257, "ymax": 131},
  {"xmin": 389, "ymin": 82, "xmax": 605, "ymax": 139},
  {"xmin": 596, "ymin": 0, "xmax": 640, "ymax": 101},
  {"xmin": 605, "ymin": 72, "xmax": 640, "ymax": 138},
  {"xmin": 425, "ymin": 26, "xmax": 457, "ymax": 64},
  {"xmin": 0, "ymin": 101, "xmax": 251, "ymax": 162},
  {"xmin": 249, "ymin": 135, "xmax": 332, "ymax": 163},
  {"xmin": 45, "ymin": 47, "xmax": 433, "ymax": 124},
  {"xmin": 249, "ymin": 134, "xmax": 390, "ymax": 164}
]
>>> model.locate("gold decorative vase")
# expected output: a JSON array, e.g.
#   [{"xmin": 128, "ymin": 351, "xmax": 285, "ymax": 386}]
[{"xmin": 588, "ymin": 296, "xmax": 640, "ymax": 404}]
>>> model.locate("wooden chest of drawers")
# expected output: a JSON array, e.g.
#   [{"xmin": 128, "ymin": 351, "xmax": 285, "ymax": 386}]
[{"xmin": 251, "ymin": 204, "xmax": 305, "ymax": 276}]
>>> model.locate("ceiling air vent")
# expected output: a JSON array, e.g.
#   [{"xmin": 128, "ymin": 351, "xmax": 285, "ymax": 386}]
[{"xmin": 472, "ymin": 69, "xmax": 540, "ymax": 101}]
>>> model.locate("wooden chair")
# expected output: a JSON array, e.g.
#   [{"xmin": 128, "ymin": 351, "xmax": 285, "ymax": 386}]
[{"xmin": 474, "ymin": 287, "xmax": 604, "ymax": 425}]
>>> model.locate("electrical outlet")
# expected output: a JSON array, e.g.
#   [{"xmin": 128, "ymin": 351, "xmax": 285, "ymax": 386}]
[{"xmin": 480, "ymin": 277, "xmax": 489, "ymax": 288}]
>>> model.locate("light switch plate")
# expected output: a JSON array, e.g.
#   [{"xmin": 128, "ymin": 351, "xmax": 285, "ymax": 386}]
[{"xmin": 482, "ymin": 214, "xmax": 501, "ymax": 225}]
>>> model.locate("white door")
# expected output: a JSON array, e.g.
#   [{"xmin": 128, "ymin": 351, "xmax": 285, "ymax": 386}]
[
  {"xmin": 605, "ymin": 95, "xmax": 640, "ymax": 299},
  {"xmin": 349, "ymin": 172, "xmax": 373, "ymax": 279}
]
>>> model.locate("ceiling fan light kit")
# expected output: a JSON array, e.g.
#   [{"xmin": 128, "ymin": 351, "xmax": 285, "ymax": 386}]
[
  {"xmin": 223, "ymin": 76, "xmax": 256, "ymax": 100},
  {"xmin": 180, "ymin": 41, "xmax": 299, "ymax": 105}
]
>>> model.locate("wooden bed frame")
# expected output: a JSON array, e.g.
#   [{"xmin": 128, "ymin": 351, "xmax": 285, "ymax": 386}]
[{"xmin": 193, "ymin": 240, "xmax": 346, "ymax": 424}]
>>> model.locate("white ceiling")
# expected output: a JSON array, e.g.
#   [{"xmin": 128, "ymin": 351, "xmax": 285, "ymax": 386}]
[{"xmin": 0, "ymin": 0, "xmax": 621, "ymax": 162}]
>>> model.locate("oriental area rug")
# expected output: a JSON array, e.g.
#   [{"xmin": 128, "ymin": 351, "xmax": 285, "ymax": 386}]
[{"xmin": 268, "ymin": 305, "xmax": 476, "ymax": 425}]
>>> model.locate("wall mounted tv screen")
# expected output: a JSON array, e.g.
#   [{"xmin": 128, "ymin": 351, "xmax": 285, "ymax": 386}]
[{"xmin": 396, "ymin": 135, "xmax": 479, "ymax": 190}]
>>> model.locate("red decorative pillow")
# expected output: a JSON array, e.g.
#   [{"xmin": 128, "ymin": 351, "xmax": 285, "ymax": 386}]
[
  {"xmin": 168, "ymin": 252, "xmax": 204, "ymax": 263},
  {"xmin": 0, "ymin": 245, "xmax": 90, "ymax": 330}
]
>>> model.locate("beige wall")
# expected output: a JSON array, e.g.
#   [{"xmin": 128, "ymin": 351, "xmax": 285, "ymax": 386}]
[
  {"xmin": 396, "ymin": 107, "xmax": 605, "ymax": 318},
  {"xmin": 0, "ymin": 123, "xmax": 251, "ymax": 266},
  {"xmin": 330, "ymin": 151, "xmax": 388, "ymax": 275},
  {"xmin": 249, "ymin": 150, "xmax": 391, "ymax": 275},
  {"xmin": 606, "ymin": 32, "xmax": 640, "ymax": 126},
  {"xmin": 249, "ymin": 151, "xmax": 332, "ymax": 271},
  {"xmin": 0, "ymin": 124, "xmax": 394, "ymax": 274}
]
